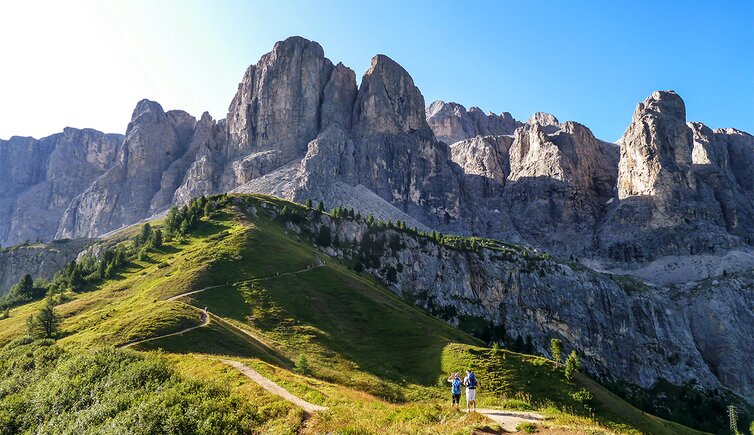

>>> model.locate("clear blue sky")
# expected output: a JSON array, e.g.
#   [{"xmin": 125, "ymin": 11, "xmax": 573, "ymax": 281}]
[{"xmin": 1, "ymin": 0, "xmax": 752, "ymax": 141}]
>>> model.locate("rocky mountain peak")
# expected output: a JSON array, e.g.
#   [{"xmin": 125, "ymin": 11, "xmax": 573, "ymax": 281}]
[
  {"xmin": 321, "ymin": 62, "xmax": 357, "ymax": 130},
  {"xmin": 527, "ymin": 112, "xmax": 560, "ymax": 127},
  {"xmin": 426, "ymin": 100, "xmax": 520, "ymax": 145},
  {"xmin": 131, "ymin": 99, "xmax": 165, "ymax": 121},
  {"xmin": 226, "ymin": 35, "xmax": 334, "ymax": 156},
  {"xmin": 353, "ymin": 54, "xmax": 427, "ymax": 135},
  {"xmin": 617, "ymin": 90, "xmax": 694, "ymax": 200}
]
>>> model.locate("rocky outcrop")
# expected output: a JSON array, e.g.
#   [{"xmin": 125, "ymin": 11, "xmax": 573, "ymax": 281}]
[
  {"xmin": 57, "ymin": 101, "xmax": 225, "ymax": 238},
  {"xmin": 0, "ymin": 129, "xmax": 123, "ymax": 246},
  {"xmin": 450, "ymin": 135, "xmax": 512, "ymax": 201},
  {"xmin": 347, "ymin": 55, "xmax": 463, "ymax": 225},
  {"xmin": 426, "ymin": 100, "xmax": 520, "ymax": 145},
  {"xmin": 600, "ymin": 91, "xmax": 742, "ymax": 263},
  {"xmin": 617, "ymin": 91, "xmax": 695, "ymax": 199},
  {"xmin": 502, "ymin": 120, "xmax": 619, "ymax": 253},
  {"xmin": 690, "ymin": 123, "xmax": 754, "ymax": 239},
  {"xmin": 0, "ymin": 239, "xmax": 91, "ymax": 296}
]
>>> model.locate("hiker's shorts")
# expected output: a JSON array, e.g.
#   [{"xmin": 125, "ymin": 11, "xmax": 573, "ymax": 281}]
[
  {"xmin": 451, "ymin": 393, "xmax": 460, "ymax": 404},
  {"xmin": 466, "ymin": 388, "xmax": 476, "ymax": 402}
]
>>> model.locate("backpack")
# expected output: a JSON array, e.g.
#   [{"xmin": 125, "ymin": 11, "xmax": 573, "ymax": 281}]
[
  {"xmin": 467, "ymin": 372, "xmax": 477, "ymax": 388},
  {"xmin": 452, "ymin": 378, "xmax": 461, "ymax": 394}
]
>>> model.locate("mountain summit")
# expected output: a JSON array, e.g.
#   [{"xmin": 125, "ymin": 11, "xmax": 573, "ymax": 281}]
[{"xmin": 1, "ymin": 36, "xmax": 754, "ymax": 285}]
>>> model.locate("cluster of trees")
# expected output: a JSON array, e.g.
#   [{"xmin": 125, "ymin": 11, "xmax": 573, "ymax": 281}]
[
  {"xmin": 0, "ymin": 274, "xmax": 46, "ymax": 310},
  {"xmin": 510, "ymin": 334, "xmax": 535, "ymax": 354},
  {"xmin": 550, "ymin": 338, "xmax": 581, "ymax": 381},
  {"xmin": 133, "ymin": 223, "xmax": 163, "ymax": 260},
  {"xmin": 164, "ymin": 196, "xmax": 215, "ymax": 235}
]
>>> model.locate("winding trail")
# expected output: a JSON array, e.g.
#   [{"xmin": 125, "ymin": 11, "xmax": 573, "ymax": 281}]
[
  {"xmin": 121, "ymin": 260, "xmax": 328, "ymax": 414},
  {"xmin": 223, "ymin": 360, "xmax": 327, "ymax": 414},
  {"xmin": 470, "ymin": 409, "xmax": 544, "ymax": 432},
  {"xmin": 167, "ymin": 259, "xmax": 325, "ymax": 302},
  {"xmin": 120, "ymin": 309, "xmax": 210, "ymax": 349}
]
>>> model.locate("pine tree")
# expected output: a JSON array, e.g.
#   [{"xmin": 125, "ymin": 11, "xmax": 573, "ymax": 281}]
[
  {"xmin": 138, "ymin": 223, "xmax": 152, "ymax": 246},
  {"xmin": 203, "ymin": 201, "xmax": 212, "ymax": 217},
  {"xmin": 305, "ymin": 198, "xmax": 313, "ymax": 209},
  {"xmin": 69, "ymin": 268, "xmax": 84, "ymax": 292},
  {"xmin": 14, "ymin": 274, "xmax": 34, "ymax": 299},
  {"xmin": 525, "ymin": 335, "xmax": 534, "ymax": 354},
  {"xmin": 180, "ymin": 219, "xmax": 190, "ymax": 234},
  {"xmin": 294, "ymin": 354, "xmax": 310, "ymax": 375},
  {"xmin": 550, "ymin": 338, "xmax": 563, "ymax": 367},
  {"xmin": 317, "ymin": 201, "xmax": 325, "ymax": 213},
  {"xmin": 367, "ymin": 214, "xmax": 375, "ymax": 226},
  {"xmin": 564, "ymin": 350, "xmax": 580, "ymax": 380},
  {"xmin": 27, "ymin": 298, "xmax": 60, "ymax": 339},
  {"xmin": 151, "ymin": 229, "xmax": 163, "ymax": 249},
  {"xmin": 317, "ymin": 225, "xmax": 332, "ymax": 247}
]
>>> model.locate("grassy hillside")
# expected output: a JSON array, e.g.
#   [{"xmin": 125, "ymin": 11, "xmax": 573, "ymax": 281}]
[{"xmin": 0, "ymin": 194, "xmax": 713, "ymax": 434}]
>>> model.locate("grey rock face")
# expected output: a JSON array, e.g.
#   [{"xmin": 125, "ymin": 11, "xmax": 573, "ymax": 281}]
[
  {"xmin": 502, "ymin": 121, "xmax": 618, "ymax": 254},
  {"xmin": 226, "ymin": 36, "xmax": 334, "ymax": 160},
  {"xmin": 57, "ymin": 100, "xmax": 227, "ymax": 238},
  {"xmin": 617, "ymin": 91, "xmax": 694, "ymax": 199},
  {"xmin": 349, "ymin": 55, "xmax": 463, "ymax": 225},
  {"xmin": 0, "ymin": 128, "xmax": 123, "ymax": 246},
  {"xmin": 600, "ymin": 91, "xmax": 742, "ymax": 263},
  {"xmin": 690, "ymin": 123, "xmax": 754, "ymax": 239},
  {"xmin": 289, "ymin": 211, "xmax": 753, "ymax": 401},
  {"xmin": 450, "ymin": 135, "xmax": 512, "ymax": 201},
  {"xmin": 0, "ymin": 239, "xmax": 92, "ymax": 296},
  {"xmin": 426, "ymin": 100, "xmax": 521, "ymax": 145}
]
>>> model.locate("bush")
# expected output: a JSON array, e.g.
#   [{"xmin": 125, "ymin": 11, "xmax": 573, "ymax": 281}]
[
  {"xmin": 571, "ymin": 388, "xmax": 594, "ymax": 405},
  {"xmin": 0, "ymin": 341, "xmax": 262, "ymax": 434},
  {"xmin": 516, "ymin": 422, "xmax": 537, "ymax": 433},
  {"xmin": 491, "ymin": 342, "xmax": 501, "ymax": 356}
]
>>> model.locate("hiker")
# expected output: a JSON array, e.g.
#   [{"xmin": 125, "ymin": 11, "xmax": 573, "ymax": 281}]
[
  {"xmin": 463, "ymin": 369, "xmax": 479, "ymax": 412},
  {"xmin": 446, "ymin": 372, "xmax": 462, "ymax": 408}
]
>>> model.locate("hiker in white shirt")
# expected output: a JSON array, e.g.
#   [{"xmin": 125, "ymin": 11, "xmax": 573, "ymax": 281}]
[{"xmin": 463, "ymin": 369, "xmax": 480, "ymax": 412}]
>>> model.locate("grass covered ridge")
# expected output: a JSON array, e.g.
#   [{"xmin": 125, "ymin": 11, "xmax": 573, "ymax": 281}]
[{"xmin": 0, "ymin": 194, "xmax": 713, "ymax": 434}]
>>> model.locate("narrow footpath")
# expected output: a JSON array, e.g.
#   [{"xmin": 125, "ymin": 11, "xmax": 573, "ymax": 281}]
[
  {"xmin": 223, "ymin": 360, "xmax": 327, "ymax": 414},
  {"xmin": 469, "ymin": 408, "xmax": 544, "ymax": 432},
  {"xmin": 121, "ymin": 261, "xmax": 328, "ymax": 415}
]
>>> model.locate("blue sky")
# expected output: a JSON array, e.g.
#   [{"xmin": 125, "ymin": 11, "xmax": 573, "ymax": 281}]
[{"xmin": 1, "ymin": 0, "xmax": 752, "ymax": 141}]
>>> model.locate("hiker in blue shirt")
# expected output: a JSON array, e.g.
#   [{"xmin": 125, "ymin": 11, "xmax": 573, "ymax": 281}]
[
  {"xmin": 446, "ymin": 372, "xmax": 462, "ymax": 408},
  {"xmin": 463, "ymin": 369, "xmax": 480, "ymax": 412}
]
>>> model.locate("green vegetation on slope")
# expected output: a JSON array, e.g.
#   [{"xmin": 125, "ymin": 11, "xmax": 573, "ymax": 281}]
[
  {"xmin": 0, "ymin": 194, "xmax": 715, "ymax": 434},
  {"xmin": 0, "ymin": 338, "xmax": 298, "ymax": 434}
]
